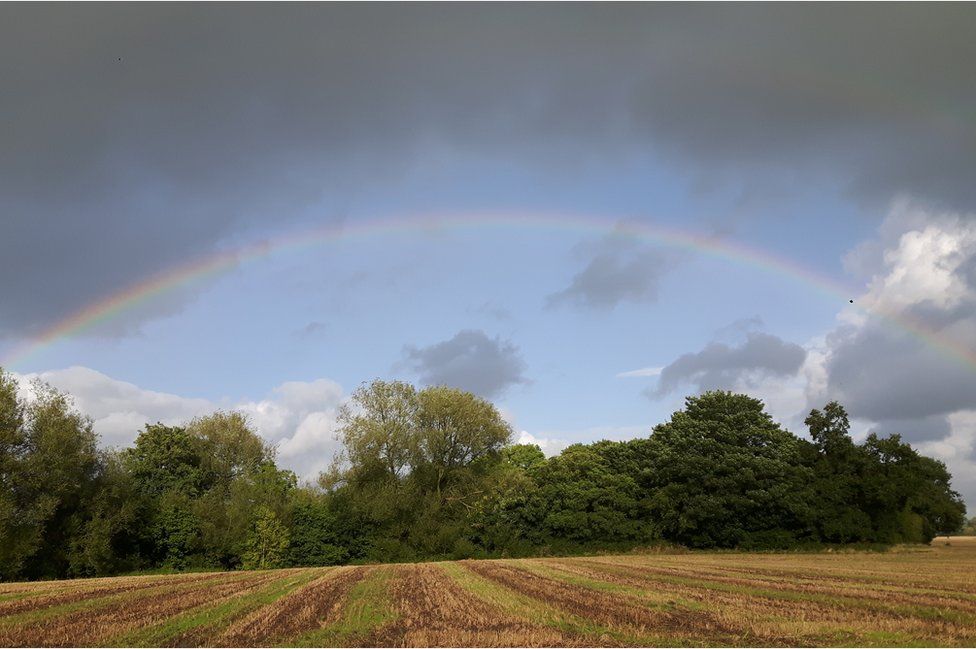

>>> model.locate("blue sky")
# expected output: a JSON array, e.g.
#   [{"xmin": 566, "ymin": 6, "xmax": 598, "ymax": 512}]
[{"xmin": 2, "ymin": 4, "xmax": 975, "ymax": 508}]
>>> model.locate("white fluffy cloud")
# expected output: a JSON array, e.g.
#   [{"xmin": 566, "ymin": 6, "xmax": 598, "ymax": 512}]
[
  {"xmin": 516, "ymin": 430, "xmax": 572, "ymax": 457},
  {"xmin": 12, "ymin": 367, "xmax": 345, "ymax": 482},
  {"xmin": 516, "ymin": 425, "xmax": 650, "ymax": 457}
]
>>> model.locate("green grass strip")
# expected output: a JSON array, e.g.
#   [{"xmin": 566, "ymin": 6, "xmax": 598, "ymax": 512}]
[
  {"xmin": 283, "ymin": 567, "xmax": 396, "ymax": 648},
  {"xmin": 105, "ymin": 569, "xmax": 324, "ymax": 647},
  {"xmin": 0, "ymin": 591, "xmax": 38, "ymax": 604}
]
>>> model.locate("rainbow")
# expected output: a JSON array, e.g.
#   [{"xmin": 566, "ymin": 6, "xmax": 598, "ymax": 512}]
[{"xmin": 3, "ymin": 211, "xmax": 974, "ymax": 371}]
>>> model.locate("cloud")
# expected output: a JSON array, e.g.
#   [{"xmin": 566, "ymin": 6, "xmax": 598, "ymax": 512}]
[
  {"xmin": 400, "ymin": 329, "xmax": 528, "ymax": 399},
  {"xmin": 516, "ymin": 431, "xmax": 572, "ymax": 457},
  {"xmin": 917, "ymin": 410, "xmax": 976, "ymax": 511},
  {"xmin": 7, "ymin": 5, "xmax": 971, "ymax": 337},
  {"xmin": 811, "ymin": 201, "xmax": 976, "ymax": 442},
  {"xmin": 616, "ymin": 366, "xmax": 664, "ymax": 379},
  {"xmin": 12, "ymin": 367, "xmax": 345, "ymax": 481},
  {"xmin": 649, "ymin": 331, "xmax": 807, "ymax": 398},
  {"xmin": 16, "ymin": 366, "xmax": 213, "ymax": 447},
  {"xmin": 548, "ymin": 235, "xmax": 680, "ymax": 310},
  {"xmin": 626, "ymin": 5, "xmax": 976, "ymax": 208}
]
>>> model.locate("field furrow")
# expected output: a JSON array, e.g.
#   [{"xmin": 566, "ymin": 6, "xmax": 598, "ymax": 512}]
[
  {"xmin": 213, "ymin": 566, "xmax": 369, "ymax": 647},
  {"xmin": 463, "ymin": 560, "xmax": 742, "ymax": 644},
  {"xmin": 534, "ymin": 558, "xmax": 976, "ymax": 645},
  {"xmin": 365, "ymin": 563, "xmax": 586, "ymax": 647},
  {"xmin": 2, "ymin": 538, "xmax": 975, "ymax": 647},
  {"xmin": 0, "ymin": 571, "xmax": 271, "ymax": 647},
  {"xmin": 106, "ymin": 569, "xmax": 321, "ymax": 647}
]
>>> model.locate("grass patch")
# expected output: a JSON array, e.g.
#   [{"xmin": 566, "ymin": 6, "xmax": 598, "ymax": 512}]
[{"xmin": 284, "ymin": 567, "xmax": 396, "ymax": 647}]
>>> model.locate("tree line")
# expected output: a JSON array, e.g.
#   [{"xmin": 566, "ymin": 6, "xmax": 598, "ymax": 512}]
[{"xmin": 0, "ymin": 369, "xmax": 967, "ymax": 581}]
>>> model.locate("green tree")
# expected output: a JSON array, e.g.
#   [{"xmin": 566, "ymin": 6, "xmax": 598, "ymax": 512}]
[
  {"xmin": 803, "ymin": 402, "xmax": 873, "ymax": 543},
  {"xmin": 15, "ymin": 380, "xmax": 101, "ymax": 578},
  {"xmin": 188, "ymin": 411, "xmax": 272, "ymax": 488},
  {"xmin": 805, "ymin": 401, "xmax": 854, "ymax": 456},
  {"xmin": 413, "ymin": 385, "xmax": 512, "ymax": 501},
  {"xmin": 535, "ymin": 444, "xmax": 654, "ymax": 545},
  {"xmin": 123, "ymin": 423, "xmax": 208, "ymax": 567},
  {"xmin": 337, "ymin": 380, "xmax": 418, "ymax": 484},
  {"xmin": 124, "ymin": 424, "xmax": 204, "ymax": 497},
  {"xmin": 860, "ymin": 432, "xmax": 965, "ymax": 542},
  {"xmin": 286, "ymin": 492, "xmax": 350, "ymax": 566},
  {"xmin": 242, "ymin": 506, "xmax": 290, "ymax": 569},
  {"xmin": 0, "ymin": 369, "xmax": 36, "ymax": 580},
  {"xmin": 502, "ymin": 443, "xmax": 546, "ymax": 472},
  {"xmin": 469, "ymin": 463, "xmax": 543, "ymax": 556},
  {"xmin": 646, "ymin": 391, "xmax": 814, "ymax": 548},
  {"xmin": 961, "ymin": 517, "xmax": 976, "ymax": 535},
  {"xmin": 187, "ymin": 412, "xmax": 292, "ymax": 568},
  {"xmin": 68, "ymin": 452, "xmax": 148, "ymax": 576}
]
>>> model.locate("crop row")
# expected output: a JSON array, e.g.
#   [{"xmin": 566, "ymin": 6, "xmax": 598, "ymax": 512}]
[{"xmin": 1, "ymin": 540, "xmax": 975, "ymax": 647}]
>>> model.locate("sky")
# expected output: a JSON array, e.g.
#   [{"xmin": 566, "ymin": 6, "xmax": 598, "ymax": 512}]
[{"xmin": 2, "ymin": 4, "xmax": 975, "ymax": 508}]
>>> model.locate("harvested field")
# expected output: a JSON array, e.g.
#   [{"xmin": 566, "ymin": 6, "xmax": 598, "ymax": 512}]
[{"xmin": 1, "ymin": 537, "xmax": 975, "ymax": 647}]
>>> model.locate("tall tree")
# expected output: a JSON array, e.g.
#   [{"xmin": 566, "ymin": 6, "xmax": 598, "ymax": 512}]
[
  {"xmin": 188, "ymin": 411, "xmax": 272, "ymax": 489},
  {"xmin": 241, "ymin": 506, "xmax": 290, "ymax": 570},
  {"xmin": 803, "ymin": 402, "xmax": 872, "ymax": 542},
  {"xmin": 337, "ymin": 380, "xmax": 418, "ymax": 484},
  {"xmin": 413, "ymin": 385, "xmax": 512, "ymax": 500},
  {"xmin": 18, "ymin": 381, "xmax": 101, "ymax": 578},
  {"xmin": 646, "ymin": 391, "xmax": 814, "ymax": 548}
]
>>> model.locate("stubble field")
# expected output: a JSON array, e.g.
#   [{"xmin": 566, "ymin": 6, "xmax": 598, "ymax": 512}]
[{"xmin": 1, "ymin": 537, "xmax": 975, "ymax": 647}]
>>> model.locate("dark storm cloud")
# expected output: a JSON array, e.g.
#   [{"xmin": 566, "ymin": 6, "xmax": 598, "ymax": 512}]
[
  {"xmin": 3, "ymin": 4, "xmax": 975, "ymax": 336},
  {"xmin": 627, "ymin": 4, "xmax": 976, "ymax": 206},
  {"xmin": 401, "ymin": 329, "xmax": 528, "ymax": 399},
  {"xmin": 650, "ymin": 332, "xmax": 806, "ymax": 398},
  {"xmin": 819, "ymin": 322, "xmax": 976, "ymax": 442}
]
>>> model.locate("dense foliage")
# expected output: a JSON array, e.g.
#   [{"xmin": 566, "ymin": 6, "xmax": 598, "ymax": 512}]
[{"xmin": 0, "ymin": 369, "xmax": 966, "ymax": 580}]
